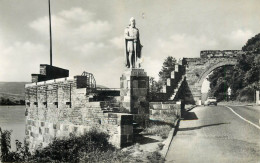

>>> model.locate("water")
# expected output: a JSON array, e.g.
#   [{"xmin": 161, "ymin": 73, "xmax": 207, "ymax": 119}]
[{"xmin": 0, "ymin": 105, "xmax": 26, "ymax": 150}]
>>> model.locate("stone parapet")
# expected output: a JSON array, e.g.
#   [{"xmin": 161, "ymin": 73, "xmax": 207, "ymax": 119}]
[
  {"xmin": 200, "ymin": 50, "xmax": 244, "ymax": 58},
  {"xmin": 25, "ymin": 76, "xmax": 133, "ymax": 150}
]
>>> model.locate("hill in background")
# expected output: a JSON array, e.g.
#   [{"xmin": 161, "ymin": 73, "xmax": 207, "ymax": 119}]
[
  {"xmin": 0, "ymin": 82, "xmax": 29, "ymax": 96},
  {"xmin": 0, "ymin": 82, "xmax": 29, "ymax": 104}
]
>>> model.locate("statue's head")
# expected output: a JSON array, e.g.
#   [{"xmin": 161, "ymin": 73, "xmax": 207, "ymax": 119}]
[{"xmin": 129, "ymin": 17, "xmax": 136, "ymax": 27}]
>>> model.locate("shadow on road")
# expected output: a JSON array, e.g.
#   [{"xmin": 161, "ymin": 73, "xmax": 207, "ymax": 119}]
[
  {"xmin": 178, "ymin": 122, "xmax": 230, "ymax": 131},
  {"xmin": 182, "ymin": 112, "xmax": 198, "ymax": 120}
]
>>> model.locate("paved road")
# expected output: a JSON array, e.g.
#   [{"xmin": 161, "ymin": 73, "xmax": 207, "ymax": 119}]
[{"xmin": 165, "ymin": 105, "xmax": 260, "ymax": 163}]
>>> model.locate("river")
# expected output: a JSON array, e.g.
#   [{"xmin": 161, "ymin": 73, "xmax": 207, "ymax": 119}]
[{"xmin": 0, "ymin": 105, "xmax": 26, "ymax": 150}]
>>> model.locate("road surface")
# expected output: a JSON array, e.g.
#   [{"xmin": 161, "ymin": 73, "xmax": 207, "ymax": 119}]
[{"xmin": 165, "ymin": 105, "xmax": 260, "ymax": 163}]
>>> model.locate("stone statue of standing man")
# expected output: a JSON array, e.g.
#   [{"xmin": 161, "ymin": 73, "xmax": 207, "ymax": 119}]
[{"xmin": 124, "ymin": 17, "xmax": 143, "ymax": 69}]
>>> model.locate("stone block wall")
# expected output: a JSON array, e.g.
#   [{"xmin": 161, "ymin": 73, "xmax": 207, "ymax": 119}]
[
  {"xmin": 149, "ymin": 101, "xmax": 182, "ymax": 124},
  {"xmin": 25, "ymin": 77, "xmax": 133, "ymax": 150},
  {"xmin": 200, "ymin": 50, "xmax": 244, "ymax": 58}
]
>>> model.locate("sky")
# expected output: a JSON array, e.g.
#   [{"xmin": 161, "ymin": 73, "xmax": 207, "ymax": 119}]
[{"xmin": 0, "ymin": 0, "xmax": 259, "ymax": 90}]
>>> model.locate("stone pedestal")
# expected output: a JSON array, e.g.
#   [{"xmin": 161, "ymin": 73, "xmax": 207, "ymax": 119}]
[{"xmin": 120, "ymin": 69, "xmax": 149, "ymax": 127}]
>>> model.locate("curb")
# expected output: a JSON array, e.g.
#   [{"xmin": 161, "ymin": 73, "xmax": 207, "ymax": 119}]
[
  {"xmin": 185, "ymin": 105, "xmax": 197, "ymax": 112},
  {"xmin": 159, "ymin": 119, "xmax": 180, "ymax": 159},
  {"xmin": 218, "ymin": 103, "xmax": 257, "ymax": 107}
]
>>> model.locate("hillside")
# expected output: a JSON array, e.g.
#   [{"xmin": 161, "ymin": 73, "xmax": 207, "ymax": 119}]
[
  {"xmin": 0, "ymin": 82, "xmax": 29, "ymax": 96},
  {"xmin": 0, "ymin": 82, "xmax": 29, "ymax": 104}
]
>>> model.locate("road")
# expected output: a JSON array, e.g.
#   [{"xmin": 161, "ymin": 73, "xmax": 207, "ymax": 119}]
[{"xmin": 165, "ymin": 105, "xmax": 260, "ymax": 163}]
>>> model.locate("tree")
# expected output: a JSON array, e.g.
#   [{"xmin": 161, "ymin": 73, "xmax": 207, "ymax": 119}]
[
  {"xmin": 242, "ymin": 33, "xmax": 260, "ymax": 52},
  {"xmin": 208, "ymin": 66, "xmax": 234, "ymax": 101},
  {"xmin": 158, "ymin": 56, "xmax": 176, "ymax": 84},
  {"xmin": 208, "ymin": 33, "xmax": 260, "ymax": 101},
  {"xmin": 149, "ymin": 77, "xmax": 163, "ymax": 93}
]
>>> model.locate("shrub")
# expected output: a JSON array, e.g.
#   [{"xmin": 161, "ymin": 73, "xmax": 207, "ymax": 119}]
[
  {"xmin": 237, "ymin": 86, "xmax": 255, "ymax": 102},
  {"xmin": 31, "ymin": 128, "xmax": 114, "ymax": 162},
  {"xmin": 0, "ymin": 128, "xmax": 12, "ymax": 162},
  {"xmin": 0, "ymin": 128, "xmax": 31, "ymax": 162},
  {"xmin": 1, "ymin": 128, "xmax": 150, "ymax": 162},
  {"xmin": 1, "ymin": 128, "xmax": 138, "ymax": 163}
]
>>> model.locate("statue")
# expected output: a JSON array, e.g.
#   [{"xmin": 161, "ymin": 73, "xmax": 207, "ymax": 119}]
[{"xmin": 124, "ymin": 17, "xmax": 143, "ymax": 69}]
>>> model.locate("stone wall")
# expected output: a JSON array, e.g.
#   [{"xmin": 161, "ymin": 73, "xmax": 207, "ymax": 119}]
[
  {"xmin": 149, "ymin": 101, "xmax": 182, "ymax": 124},
  {"xmin": 200, "ymin": 50, "xmax": 244, "ymax": 58},
  {"xmin": 25, "ymin": 77, "xmax": 133, "ymax": 150}
]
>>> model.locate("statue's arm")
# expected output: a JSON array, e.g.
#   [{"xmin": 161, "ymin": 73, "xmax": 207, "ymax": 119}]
[{"xmin": 124, "ymin": 28, "xmax": 136, "ymax": 40}]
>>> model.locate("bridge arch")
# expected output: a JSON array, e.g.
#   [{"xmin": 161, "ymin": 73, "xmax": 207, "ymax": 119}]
[
  {"xmin": 197, "ymin": 60, "xmax": 237, "ymax": 87},
  {"xmin": 183, "ymin": 53, "xmax": 240, "ymax": 105}
]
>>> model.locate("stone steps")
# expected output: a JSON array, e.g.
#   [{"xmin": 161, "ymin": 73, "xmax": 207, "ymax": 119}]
[{"xmin": 169, "ymin": 74, "xmax": 185, "ymax": 101}]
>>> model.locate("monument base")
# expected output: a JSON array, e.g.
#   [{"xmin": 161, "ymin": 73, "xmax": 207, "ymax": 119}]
[{"xmin": 120, "ymin": 68, "xmax": 149, "ymax": 127}]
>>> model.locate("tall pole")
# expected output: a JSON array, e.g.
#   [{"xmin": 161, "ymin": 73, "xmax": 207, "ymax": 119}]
[{"xmin": 48, "ymin": 0, "xmax": 52, "ymax": 66}]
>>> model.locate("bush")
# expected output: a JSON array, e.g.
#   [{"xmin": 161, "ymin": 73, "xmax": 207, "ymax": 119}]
[
  {"xmin": 1, "ymin": 128, "xmax": 139, "ymax": 163},
  {"xmin": 0, "ymin": 128, "xmax": 12, "ymax": 162},
  {"xmin": 0, "ymin": 128, "xmax": 31, "ymax": 162},
  {"xmin": 237, "ymin": 86, "xmax": 255, "ymax": 102},
  {"xmin": 31, "ymin": 129, "xmax": 114, "ymax": 162}
]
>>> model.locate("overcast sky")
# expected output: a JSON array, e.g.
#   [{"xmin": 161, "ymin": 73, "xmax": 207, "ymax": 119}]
[{"xmin": 0, "ymin": 0, "xmax": 259, "ymax": 88}]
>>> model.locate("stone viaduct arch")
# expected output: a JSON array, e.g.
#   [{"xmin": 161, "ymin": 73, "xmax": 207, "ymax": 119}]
[
  {"xmin": 181, "ymin": 50, "xmax": 244, "ymax": 104},
  {"xmin": 197, "ymin": 60, "xmax": 237, "ymax": 87}
]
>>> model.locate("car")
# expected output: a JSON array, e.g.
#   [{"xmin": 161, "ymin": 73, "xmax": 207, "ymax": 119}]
[{"xmin": 204, "ymin": 97, "xmax": 217, "ymax": 106}]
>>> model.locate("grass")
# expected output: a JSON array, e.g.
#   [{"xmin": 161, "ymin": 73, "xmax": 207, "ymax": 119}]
[
  {"xmin": 141, "ymin": 122, "xmax": 172, "ymax": 139},
  {"xmin": 150, "ymin": 108, "xmax": 180, "ymax": 125},
  {"xmin": 145, "ymin": 108, "xmax": 179, "ymax": 139},
  {"xmin": 147, "ymin": 151, "xmax": 164, "ymax": 163}
]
